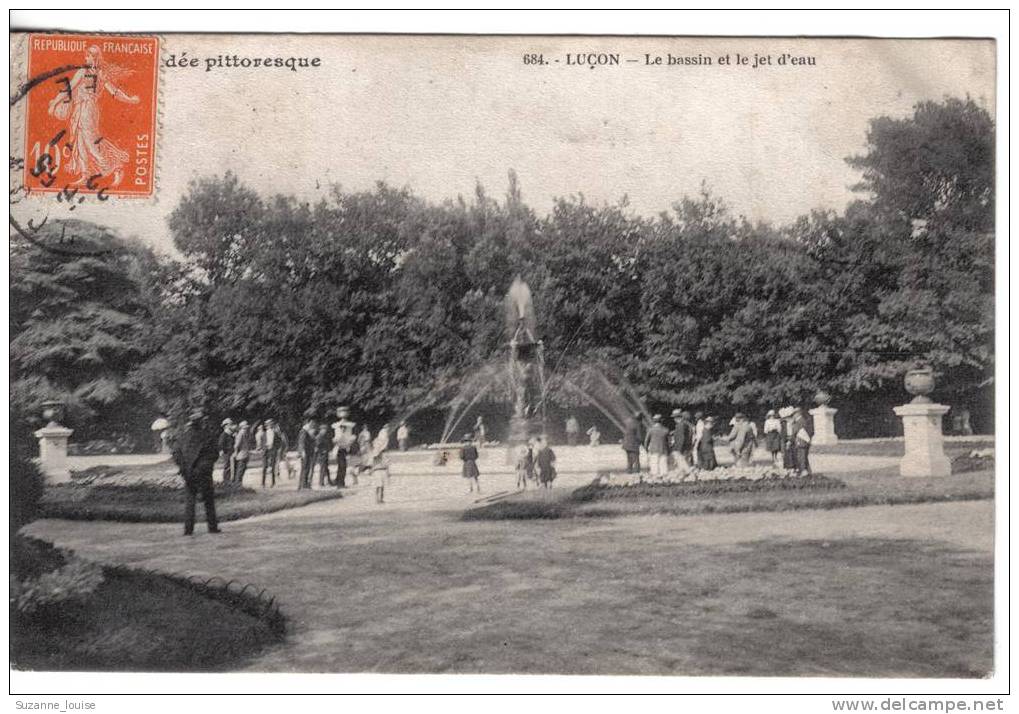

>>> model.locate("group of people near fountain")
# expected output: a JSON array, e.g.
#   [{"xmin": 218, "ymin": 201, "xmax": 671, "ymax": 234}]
[
  {"xmin": 216, "ymin": 407, "xmax": 406, "ymax": 504},
  {"xmin": 620, "ymin": 405, "xmax": 813, "ymax": 479}
]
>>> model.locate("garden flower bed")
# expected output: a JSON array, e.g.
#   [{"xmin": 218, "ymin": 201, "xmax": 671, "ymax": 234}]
[
  {"xmin": 577, "ymin": 470, "xmax": 846, "ymax": 501},
  {"xmin": 464, "ymin": 465, "xmax": 993, "ymax": 521}
]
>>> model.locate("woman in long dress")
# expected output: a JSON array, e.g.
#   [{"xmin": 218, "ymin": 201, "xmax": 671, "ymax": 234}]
[
  {"xmin": 696, "ymin": 416, "xmax": 718, "ymax": 471},
  {"xmin": 535, "ymin": 438, "xmax": 557, "ymax": 488},
  {"xmin": 371, "ymin": 425, "xmax": 391, "ymax": 504},
  {"xmin": 460, "ymin": 433, "xmax": 481, "ymax": 494},
  {"xmin": 47, "ymin": 46, "xmax": 139, "ymax": 186},
  {"xmin": 515, "ymin": 442, "xmax": 533, "ymax": 490},
  {"xmin": 763, "ymin": 409, "xmax": 783, "ymax": 467}
]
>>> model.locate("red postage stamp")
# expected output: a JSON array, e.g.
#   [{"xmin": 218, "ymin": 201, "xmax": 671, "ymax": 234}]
[{"xmin": 23, "ymin": 33, "xmax": 159, "ymax": 197}]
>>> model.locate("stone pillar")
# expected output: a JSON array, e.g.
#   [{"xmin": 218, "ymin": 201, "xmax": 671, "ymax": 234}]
[
  {"xmin": 34, "ymin": 424, "xmax": 74, "ymax": 484},
  {"xmin": 892, "ymin": 402, "xmax": 951, "ymax": 478},
  {"xmin": 809, "ymin": 406, "xmax": 838, "ymax": 445}
]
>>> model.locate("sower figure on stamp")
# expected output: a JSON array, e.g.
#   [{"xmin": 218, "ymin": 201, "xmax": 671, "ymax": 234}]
[{"xmin": 172, "ymin": 409, "xmax": 221, "ymax": 536}]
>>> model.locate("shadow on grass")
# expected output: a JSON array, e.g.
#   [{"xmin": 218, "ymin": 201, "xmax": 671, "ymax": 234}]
[{"xmin": 41, "ymin": 484, "xmax": 343, "ymax": 523}]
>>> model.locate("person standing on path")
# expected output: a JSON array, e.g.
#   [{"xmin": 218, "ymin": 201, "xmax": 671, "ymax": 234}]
[
  {"xmin": 535, "ymin": 437, "xmax": 557, "ymax": 489},
  {"xmin": 696, "ymin": 416, "xmax": 718, "ymax": 471},
  {"xmin": 692, "ymin": 411, "xmax": 706, "ymax": 467},
  {"xmin": 357, "ymin": 424, "xmax": 373, "ymax": 485},
  {"xmin": 474, "ymin": 416, "xmax": 486, "ymax": 449},
  {"xmin": 371, "ymin": 424, "xmax": 392, "ymax": 504},
  {"xmin": 258, "ymin": 418, "xmax": 288, "ymax": 488},
  {"xmin": 763, "ymin": 409, "xmax": 783, "ymax": 467},
  {"xmin": 315, "ymin": 423, "xmax": 335, "ymax": 487},
  {"xmin": 587, "ymin": 424, "xmax": 601, "ymax": 447},
  {"xmin": 460, "ymin": 433, "xmax": 481, "ymax": 494},
  {"xmin": 515, "ymin": 441, "xmax": 534, "ymax": 490},
  {"xmin": 332, "ymin": 407, "xmax": 355, "ymax": 488},
  {"xmin": 172, "ymin": 409, "xmax": 221, "ymax": 536},
  {"xmin": 725, "ymin": 413, "xmax": 757, "ymax": 466},
  {"xmin": 621, "ymin": 412, "xmax": 643, "ymax": 474},
  {"xmin": 396, "ymin": 421, "xmax": 410, "ymax": 451},
  {"xmin": 779, "ymin": 406, "xmax": 797, "ymax": 474},
  {"xmin": 790, "ymin": 407, "xmax": 813, "ymax": 477},
  {"xmin": 232, "ymin": 421, "xmax": 254, "ymax": 485},
  {"xmin": 217, "ymin": 419, "xmax": 235, "ymax": 483},
  {"xmin": 644, "ymin": 414, "xmax": 670, "ymax": 478},
  {"xmin": 565, "ymin": 415, "xmax": 580, "ymax": 446},
  {"xmin": 670, "ymin": 409, "xmax": 695, "ymax": 472},
  {"xmin": 297, "ymin": 416, "xmax": 318, "ymax": 489}
]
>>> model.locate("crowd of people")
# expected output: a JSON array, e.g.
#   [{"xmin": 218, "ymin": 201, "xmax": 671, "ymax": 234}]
[
  {"xmin": 211, "ymin": 407, "xmax": 415, "ymax": 498},
  {"xmin": 169, "ymin": 402, "xmax": 815, "ymax": 536},
  {"xmin": 612, "ymin": 406, "xmax": 814, "ymax": 479}
]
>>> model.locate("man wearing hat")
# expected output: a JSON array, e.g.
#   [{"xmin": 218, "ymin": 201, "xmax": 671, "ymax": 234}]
[
  {"xmin": 258, "ymin": 418, "xmax": 289, "ymax": 488},
  {"xmin": 670, "ymin": 409, "xmax": 695, "ymax": 471},
  {"xmin": 232, "ymin": 420, "xmax": 254, "ymax": 485},
  {"xmin": 296, "ymin": 414, "xmax": 318, "ymax": 489},
  {"xmin": 332, "ymin": 407, "xmax": 356, "ymax": 488},
  {"xmin": 172, "ymin": 409, "xmax": 221, "ymax": 535},
  {"xmin": 217, "ymin": 418, "xmax": 236, "ymax": 483},
  {"xmin": 644, "ymin": 414, "xmax": 670, "ymax": 478},
  {"xmin": 621, "ymin": 411, "xmax": 644, "ymax": 474},
  {"xmin": 779, "ymin": 406, "xmax": 798, "ymax": 472},
  {"xmin": 763, "ymin": 409, "xmax": 783, "ymax": 467},
  {"xmin": 789, "ymin": 407, "xmax": 813, "ymax": 476},
  {"xmin": 724, "ymin": 413, "xmax": 757, "ymax": 466}
]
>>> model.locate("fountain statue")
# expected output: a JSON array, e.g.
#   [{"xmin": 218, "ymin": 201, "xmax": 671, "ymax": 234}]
[
  {"xmin": 505, "ymin": 277, "xmax": 547, "ymax": 452},
  {"xmin": 436, "ymin": 276, "xmax": 649, "ymax": 454}
]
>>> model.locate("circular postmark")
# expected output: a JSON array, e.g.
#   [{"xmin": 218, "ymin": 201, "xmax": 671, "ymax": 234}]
[{"xmin": 11, "ymin": 62, "xmax": 118, "ymax": 257}]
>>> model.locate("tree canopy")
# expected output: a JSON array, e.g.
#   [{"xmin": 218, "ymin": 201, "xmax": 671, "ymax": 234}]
[{"xmin": 10, "ymin": 97, "xmax": 995, "ymax": 443}]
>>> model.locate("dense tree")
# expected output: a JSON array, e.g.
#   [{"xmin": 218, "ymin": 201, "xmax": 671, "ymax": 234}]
[
  {"xmin": 10, "ymin": 221, "xmax": 162, "ymax": 441},
  {"xmin": 838, "ymin": 98, "xmax": 994, "ymax": 402}
]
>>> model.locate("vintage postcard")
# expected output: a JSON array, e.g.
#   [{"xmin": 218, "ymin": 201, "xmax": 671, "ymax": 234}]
[{"xmin": 9, "ymin": 25, "xmax": 1000, "ymax": 697}]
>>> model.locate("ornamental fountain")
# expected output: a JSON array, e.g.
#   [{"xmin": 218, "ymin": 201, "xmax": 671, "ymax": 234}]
[{"xmin": 437, "ymin": 276, "xmax": 649, "ymax": 458}]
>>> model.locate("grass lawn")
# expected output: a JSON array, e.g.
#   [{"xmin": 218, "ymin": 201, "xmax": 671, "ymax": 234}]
[
  {"xmin": 41, "ymin": 482, "xmax": 343, "ymax": 523},
  {"xmin": 12, "ymin": 567, "xmax": 283, "ymax": 671},
  {"xmin": 255, "ymin": 505, "xmax": 993, "ymax": 676},
  {"xmin": 27, "ymin": 497, "xmax": 994, "ymax": 676},
  {"xmin": 465, "ymin": 469, "xmax": 994, "ymax": 521}
]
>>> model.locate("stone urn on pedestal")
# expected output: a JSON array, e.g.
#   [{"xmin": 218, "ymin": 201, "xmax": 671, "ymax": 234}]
[
  {"xmin": 893, "ymin": 366, "xmax": 951, "ymax": 478},
  {"xmin": 34, "ymin": 400, "xmax": 74, "ymax": 484},
  {"xmin": 808, "ymin": 390, "xmax": 839, "ymax": 445}
]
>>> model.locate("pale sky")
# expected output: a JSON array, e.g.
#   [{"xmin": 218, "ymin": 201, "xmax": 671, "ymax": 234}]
[{"xmin": 13, "ymin": 35, "xmax": 996, "ymax": 253}]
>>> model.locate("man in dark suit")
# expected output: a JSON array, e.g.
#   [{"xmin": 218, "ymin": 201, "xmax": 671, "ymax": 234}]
[
  {"xmin": 172, "ymin": 409, "xmax": 222, "ymax": 536},
  {"xmin": 296, "ymin": 415, "xmax": 318, "ymax": 489},
  {"xmin": 621, "ymin": 412, "xmax": 643, "ymax": 473},
  {"xmin": 258, "ymin": 418, "xmax": 289, "ymax": 488},
  {"xmin": 670, "ymin": 409, "xmax": 695, "ymax": 469}
]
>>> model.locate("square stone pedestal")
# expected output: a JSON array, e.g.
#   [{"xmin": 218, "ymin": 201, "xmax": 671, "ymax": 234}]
[
  {"xmin": 34, "ymin": 424, "xmax": 74, "ymax": 483},
  {"xmin": 893, "ymin": 402, "xmax": 951, "ymax": 478},
  {"xmin": 809, "ymin": 406, "xmax": 838, "ymax": 445}
]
